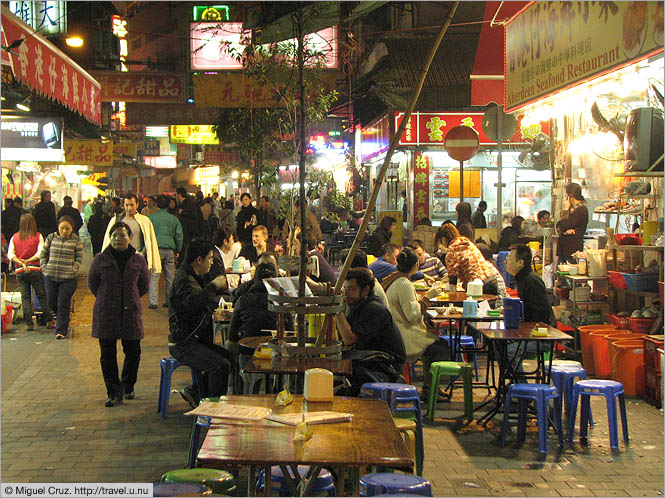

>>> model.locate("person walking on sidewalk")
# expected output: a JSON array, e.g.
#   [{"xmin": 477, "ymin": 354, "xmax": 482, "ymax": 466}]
[
  {"xmin": 33, "ymin": 190, "xmax": 58, "ymax": 240},
  {"xmin": 148, "ymin": 195, "xmax": 183, "ymax": 309},
  {"xmin": 102, "ymin": 193, "xmax": 161, "ymax": 275},
  {"xmin": 56, "ymin": 196, "xmax": 83, "ymax": 235},
  {"xmin": 88, "ymin": 222, "xmax": 150, "ymax": 407},
  {"xmin": 8, "ymin": 213, "xmax": 55, "ymax": 330},
  {"xmin": 39, "ymin": 216, "xmax": 83, "ymax": 339},
  {"xmin": 168, "ymin": 238, "xmax": 233, "ymax": 406}
]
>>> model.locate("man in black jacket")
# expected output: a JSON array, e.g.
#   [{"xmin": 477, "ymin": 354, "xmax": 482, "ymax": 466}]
[
  {"xmin": 235, "ymin": 192, "xmax": 260, "ymax": 247},
  {"xmin": 505, "ymin": 244, "xmax": 555, "ymax": 377},
  {"xmin": 168, "ymin": 238, "xmax": 233, "ymax": 406},
  {"xmin": 57, "ymin": 196, "xmax": 84, "ymax": 234},
  {"xmin": 33, "ymin": 190, "xmax": 58, "ymax": 239},
  {"xmin": 1, "ymin": 198, "xmax": 22, "ymax": 242},
  {"xmin": 335, "ymin": 268, "xmax": 406, "ymax": 395},
  {"xmin": 176, "ymin": 187, "xmax": 203, "ymax": 260}
]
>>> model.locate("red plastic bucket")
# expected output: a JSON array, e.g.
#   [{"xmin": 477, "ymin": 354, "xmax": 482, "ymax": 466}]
[
  {"xmin": 590, "ymin": 330, "xmax": 632, "ymax": 378},
  {"xmin": 608, "ymin": 334, "xmax": 646, "ymax": 379},
  {"xmin": 579, "ymin": 325, "xmax": 617, "ymax": 376},
  {"xmin": 609, "ymin": 339, "xmax": 645, "ymax": 396},
  {"xmin": 1, "ymin": 305, "xmax": 14, "ymax": 333}
]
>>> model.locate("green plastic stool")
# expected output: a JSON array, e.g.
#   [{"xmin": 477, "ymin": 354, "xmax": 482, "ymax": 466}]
[
  {"xmin": 427, "ymin": 361, "xmax": 473, "ymax": 422},
  {"xmin": 392, "ymin": 411, "xmax": 423, "ymax": 476},
  {"xmin": 161, "ymin": 468, "xmax": 236, "ymax": 496}
]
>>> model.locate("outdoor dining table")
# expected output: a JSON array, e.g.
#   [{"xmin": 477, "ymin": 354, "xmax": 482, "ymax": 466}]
[
  {"xmin": 196, "ymin": 394, "xmax": 413, "ymax": 496},
  {"xmin": 467, "ymin": 321, "xmax": 573, "ymax": 425}
]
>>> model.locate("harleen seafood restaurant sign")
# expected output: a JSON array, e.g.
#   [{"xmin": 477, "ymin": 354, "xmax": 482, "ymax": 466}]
[{"xmin": 505, "ymin": 1, "xmax": 664, "ymax": 111}]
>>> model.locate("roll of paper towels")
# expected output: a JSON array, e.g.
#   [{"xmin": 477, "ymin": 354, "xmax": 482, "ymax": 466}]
[{"xmin": 304, "ymin": 368, "xmax": 333, "ymax": 402}]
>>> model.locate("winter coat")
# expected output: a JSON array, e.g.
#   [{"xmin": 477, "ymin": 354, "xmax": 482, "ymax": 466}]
[
  {"xmin": 384, "ymin": 275, "xmax": 435, "ymax": 363},
  {"xmin": 87, "ymin": 212, "xmax": 111, "ymax": 254},
  {"xmin": 88, "ymin": 246, "xmax": 150, "ymax": 340},
  {"xmin": 33, "ymin": 200, "xmax": 57, "ymax": 239}
]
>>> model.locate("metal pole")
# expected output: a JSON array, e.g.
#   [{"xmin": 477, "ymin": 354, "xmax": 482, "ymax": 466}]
[
  {"xmin": 459, "ymin": 160, "xmax": 464, "ymax": 203},
  {"xmin": 496, "ymin": 108, "xmax": 503, "ymax": 243},
  {"xmin": 332, "ymin": 2, "xmax": 460, "ymax": 296},
  {"xmin": 296, "ymin": 10, "xmax": 307, "ymax": 348}
]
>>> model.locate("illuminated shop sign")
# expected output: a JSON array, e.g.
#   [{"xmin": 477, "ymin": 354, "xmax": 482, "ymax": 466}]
[
  {"xmin": 9, "ymin": 1, "xmax": 67, "ymax": 36},
  {"xmin": 1, "ymin": 117, "xmax": 64, "ymax": 161},
  {"xmin": 144, "ymin": 155, "xmax": 177, "ymax": 169},
  {"xmin": 192, "ymin": 5, "xmax": 230, "ymax": 21},
  {"xmin": 190, "ymin": 23, "xmax": 338, "ymax": 70},
  {"xmin": 169, "ymin": 125, "xmax": 219, "ymax": 145},
  {"xmin": 146, "ymin": 126, "xmax": 170, "ymax": 138}
]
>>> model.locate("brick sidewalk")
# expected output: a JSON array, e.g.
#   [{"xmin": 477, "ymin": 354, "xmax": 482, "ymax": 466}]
[{"xmin": 1, "ymin": 279, "xmax": 663, "ymax": 496}]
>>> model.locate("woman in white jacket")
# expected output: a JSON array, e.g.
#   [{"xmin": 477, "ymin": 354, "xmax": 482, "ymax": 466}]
[{"xmin": 382, "ymin": 247, "xmax": 450, "ymax": 398}]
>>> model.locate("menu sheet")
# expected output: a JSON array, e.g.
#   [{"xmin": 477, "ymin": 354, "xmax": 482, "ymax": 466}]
[
  {"xmin": 185, "ymin": 401, "xmax": 272, "ymax": 421},
  {"xmin": 265, "ymin": 411, "xmax": 353, "ymax": 426}
]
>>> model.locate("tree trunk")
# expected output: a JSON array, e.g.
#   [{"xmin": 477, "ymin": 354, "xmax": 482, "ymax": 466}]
[{"xmin": 296, "ymin": 9, "xmax": 307, "ymax": 348}]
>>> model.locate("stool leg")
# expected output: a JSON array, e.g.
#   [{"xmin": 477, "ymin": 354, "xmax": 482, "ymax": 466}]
[
  {"xmin": 499, "ymin": 393, "xmax": 512, "ymax": 447},
  {"xmin": 618, "ymin": 393, "xmax": 629, "ymax": 444},
  {"xmin": 462, "ymin": 368, "xmax": 473, "ymax": 421},
  {"xmin": 568, "ymin": 389, "xmax": 580, "ymax": 445},
  {"xmin": 580, "ymin": 395, "xmax": 590, "ymax": 443},
  {"xmin": 161, "ymin": 361, "xmax": 175, "ymax": 419},
  {"xmin": 606, "ymin": 394, "xmax": 620, "ymax": 450},
  {"xmin": 554, "ymin": 396, "xmax": 564, "ymax": 448},
  {"xmin": 157, "ymin": 361, "xmax": 166, "ymax": 415},
  {"xmin": 427, "ymin": 369, "xmax": 440, "ymax": 421},
  {"xmin": 536, "ymin": 394, "xmax": 548, "ymax": 454},
  {"xmin": 187, "ymin": 419, "xmax": 202, "ymax": 468},
  {"xmin": 517, "ymin": 398, "xmax": 527, "ymax": 444}
]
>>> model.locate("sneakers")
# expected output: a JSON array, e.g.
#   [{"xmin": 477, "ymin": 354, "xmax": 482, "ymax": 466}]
[
  {"xmin": 124, "ymin": 391, "xmax": 135, "ymax": 400},
  {"xmin": 55, "ymin": 333, "xmax": 66, "ymax": 340},
  {"xmin": 105, "ymin": 396, "xmax": 123, "ymax": 407},
  {"xmin": 148, "ymin": 304, "xmax": 158, "ymax": 310},
  {"xmin": 179, "ymin": 388, "xmax": 199, "ymax": 409}
]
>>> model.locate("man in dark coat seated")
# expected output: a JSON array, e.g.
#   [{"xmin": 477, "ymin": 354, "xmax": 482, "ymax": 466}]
[{"xmin": 334, "ymin": 268, "xmax": 406, "ymax": 396}]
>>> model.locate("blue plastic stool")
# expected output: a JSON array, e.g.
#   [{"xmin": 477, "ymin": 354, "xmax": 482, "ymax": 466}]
[
  {"xmin": 359, "ymin": 383, "xmax": 424, "ymax": 475},
  {"xmin": 439, "ymin": 334, "xmax": 480, "ymax": 379},
  {"xmin": 568, "ymin": 379, "xmax": 629, "ymax": 450},
  {"xmin": 359, "ymin": 473, "xmax": 433, "ymax": 497},
  {"xmin": 256, "ymin": 466, "xmax": 335, "ymax": 496},
  {"xmin": 499, "ymin": 383, "xmax": 563, "ymax": 455},
  {"xmin": 152, "ymin": 482, "xmax": 211, "ymax": 497},
  {"xmin": 550, "ymin": 365, "xmax": 594, "ymax": 428},
  {"xmin": 157, "ymin": 357, "xmax": 202, "ymax": 419}
]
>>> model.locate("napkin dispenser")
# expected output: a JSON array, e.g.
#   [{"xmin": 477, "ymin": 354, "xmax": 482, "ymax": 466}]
[
  {"xmin": 304, "ymin": 368, "xmax": 333, "ymax": 402},
  {"xmin": 467, "ymin": 278, "xmax": 483, "ymax": 297}
]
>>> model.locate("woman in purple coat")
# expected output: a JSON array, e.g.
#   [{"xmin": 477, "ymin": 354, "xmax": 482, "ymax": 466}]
[{"xmin": 88, "ymin": 222, "xmax": 150, "ymax": 407}]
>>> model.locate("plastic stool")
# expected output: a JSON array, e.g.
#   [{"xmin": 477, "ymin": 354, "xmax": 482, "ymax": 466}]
[
  {"xmin": 153, "ymin": 482, "xmax": 211, "ymax": 497},
  {"xmin": 551, "ymin": 360, "xmax": 582, "ymax": 368},
  {"xmin": 499, "ymin": 383, "xmax": 563, "ymax": 455},
  {"xmin": 568, "ymin": 379, "xmax": 629, "ymax": 450},
  {"xmin": 427, "ymin": 361, "xmax": 473, "ymax": 422},
  {"xmin": 359, "ymin": 473, "xmax": 433, "ymax": 497},
  {"xmin": 256, "ymin": 466, "xmax": 335, "ymax": 496},
  {"xmin": 360, "ymin": 383, "xmax": 424, "ymax": 475},
  {"xmin": 393, "ymin": 417, "xmax": 417, "ymax": 474},
  {"xmin": 161, "ymin": 468, "xmax": 236, "ymax": 495},
  {"xmin": 157, "ymin": 357, "xmax": 202, "ymax": 419},
  {"xmin": 550, "ymin": 365, "xmax": 594, "ymax": 428},
  {"xmin": 439, "ymin": 335, "xmax": 479, "ymax": 379}
]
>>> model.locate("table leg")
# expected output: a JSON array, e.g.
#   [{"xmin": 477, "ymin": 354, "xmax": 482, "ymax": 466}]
[
  {"xmin": 337, "ymin": 466, "xmax": 346, "ymax": 497},
  {"xmin": 352, "ymin": 467, "xmax": 360, "ymax": 497},
  {"xmin": 248, "ymin": 465, "xmax": 257, "ymax": 497},
  {"xmin": 280, "ymin": 464, "xmax": 300, "ymax": 496},
  {"xmin": 264, "ymin": 464, "xmax": 272, "ymax": 497},
  {"xmin": 300, "ymin": 465, "xmax": 321, "ymax": 496}
]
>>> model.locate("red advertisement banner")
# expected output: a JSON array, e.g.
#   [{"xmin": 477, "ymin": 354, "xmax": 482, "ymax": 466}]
[
  {"xmin": 90, "ymin": 71, "xmax": 186, "ymax": 103},
  {"xmin": 1, "ymin": 6, "xmax": 102, "ymax": 125},
  {"xmin": 413, "ymin": 152, "xmax": 430, "ymax": 223},
  {"xmin": 203, "ymin": 145, "xmax": 241, "ymax": 165},
  {"xmin": 395, "ymin": 112, "xmax": 549, "ymax": 146}
]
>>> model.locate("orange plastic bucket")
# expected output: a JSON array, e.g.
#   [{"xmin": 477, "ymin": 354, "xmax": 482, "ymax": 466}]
[
  {"xmin": 609, "ymin": 339, "xmax": 645, "ymax": 396},
  {"xmin": 579, "ymin": 325, "xmax": 617, "ymax": 375},
  {"xmin": 590, "ymin": 330, "xmax": 632, "ymax": 378},
  {"xmin": 606, "ymin": 333, "xmax": 645, "ymax": 379}
]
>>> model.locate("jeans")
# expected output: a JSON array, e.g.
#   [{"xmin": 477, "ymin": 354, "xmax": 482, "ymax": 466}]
[
  {"xmin": 149, "ymin": 248, "xmax": 176, "ymax": 306},
  {"xmin": 45, "ymin": 277, "xmax": 77, "ymax": 336},
  {"xmin": 16, "ymin": 271, "xmax": 53, "ymax": 325},
  {"xmin": 99, "ymin": 338, "xmax": 141, "ymax": 398},
  {"xmin": 169, "ymin": 341, "xmax": 233, "ymax": 398}
]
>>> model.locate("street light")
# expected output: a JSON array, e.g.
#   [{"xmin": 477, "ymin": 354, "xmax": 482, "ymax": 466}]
[
  {"xmin": 16, "ymin": 96, "xmax": 31, "ymax": 112},
  {"xmin": 66, "ymin": 36, "xmax": 84, "ymax": 48}
]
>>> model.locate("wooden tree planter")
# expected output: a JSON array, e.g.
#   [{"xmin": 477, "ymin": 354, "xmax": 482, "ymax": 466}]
[{"xmin": 267, "ymin": 294, "xmax": 344, "ymax": 358}]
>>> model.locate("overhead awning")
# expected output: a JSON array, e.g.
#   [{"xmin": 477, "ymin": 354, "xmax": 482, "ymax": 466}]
[
  {"xmin": 470, "ymin": 1, "xmax": 528, "ymax": 106},
  {"xmin": 1, "ymin": 5, "xmax": 102, "ymax": 125}
]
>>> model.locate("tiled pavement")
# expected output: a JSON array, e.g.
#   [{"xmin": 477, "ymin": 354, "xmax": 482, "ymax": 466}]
[{"xmin": 1, "ymin": 275, "xmax": 664, "ymax": 497}]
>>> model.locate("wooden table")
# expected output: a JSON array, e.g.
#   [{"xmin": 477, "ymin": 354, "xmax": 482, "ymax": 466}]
[
  {"xmin": 468, "ymin": 321, "xmax": 573, "ymax": 424},
  {"xmin": 197, "ymin": 395, "xmax": 413, "ymax": 496},
  {"xmin": 243, "ymin": 357, "xmax": 352, "ymax": 394},
  {"xmin": 239, "ymin": 335, "xmax": 273, "ymax": 350},
  {"xmin": 424, "ymin": 291, "xmax": 498, "ymax": 305}
]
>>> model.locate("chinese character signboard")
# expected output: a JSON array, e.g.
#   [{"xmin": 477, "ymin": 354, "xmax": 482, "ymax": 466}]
[
  {"xmin": 193, "ymin": 73, "xmax": 281, "ymax": 108},
  {"xmin": 1, "ymin": 6, "xmax": 101, "ymax": 125},
  {"xmin": 113, "ymin": 142, "xmax": 137, "ymax": 159},
  {"xmin": 204, "ymin": 145, "xmax": 241, "ymax": 164},
  {"xmin": 9, "ymin": 1, "xmax": 67, "ymax": 36},
  {"xmin": 126, "ymin": 103, "xmax": 221, "ymax": 125},
  {"xmin": 394, "ymin": 112, "xmax": 548, "ymax": 146},
  {"xmin": 64, "ymin": 140, "xmax": 113, "ymax": 167},
  {"xmin": 90, "ymin": 72, "xmax": 186, "ymax": 103},
  {"xmin": 413, "ymin": 152, "xmax": 430, "ymax": 223},
  {"xmin": 505, "ymin": 2, "xmax": 664, "ymax": 111},
  {"xmin": 169, "ymin": 125, "xmax": 220, "ymax": 145}
]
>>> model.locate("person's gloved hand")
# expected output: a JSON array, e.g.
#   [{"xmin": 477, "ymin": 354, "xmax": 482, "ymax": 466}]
[{"xmin": 425, "ymin": 282, "xmax": 442, "ymax": 299}]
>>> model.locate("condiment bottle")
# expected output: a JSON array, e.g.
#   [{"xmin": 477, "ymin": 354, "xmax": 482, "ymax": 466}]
[{"xmin": 578, "ymin": 258, "xmax": 587, "ymax": 275}]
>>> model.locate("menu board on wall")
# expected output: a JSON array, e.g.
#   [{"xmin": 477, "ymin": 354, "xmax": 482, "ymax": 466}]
[
  {"xmin": 431, "ymin": 166, "xmax": 449, "ymax": 218},
  {"xmin": 505, "ymin": 1, "xmax": 664, "ymax": 111}
]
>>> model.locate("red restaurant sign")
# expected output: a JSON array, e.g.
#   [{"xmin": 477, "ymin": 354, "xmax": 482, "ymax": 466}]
[
  {"xmin": 1, "ymin": 6, "xmax": 102, "ymax": 125},
  {"xmin": 395, "ymin": 112, "xmax": 547, "ymax": 146},
  {"xmin": 90, "ymin": 71, "xmax": 186, "ymax": 103},
  {"xmin": 413, "ymin": 151, "xmax": 430, "ymax": 223}
]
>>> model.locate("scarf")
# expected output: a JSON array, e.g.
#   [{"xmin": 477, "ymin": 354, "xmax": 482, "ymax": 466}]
[{"xmin": 381, "ymin": 270, "xmax": 410, "ymax": 292}]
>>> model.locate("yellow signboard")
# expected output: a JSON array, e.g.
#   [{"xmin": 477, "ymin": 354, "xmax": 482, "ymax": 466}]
[
  {"xmin": 113, "ymin": 142, "xmax": 137, "ymax": 159},
  {"xmin": 505, "ymin": 1, "xmax": 664, "ymax": 111},
  {"xmin": 169, "ymin": 125, "xmax": 220, "ymax": 145},
  {"xmin": 64, "ymin": 140, "xmax": 113, "ymax": 167}
]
